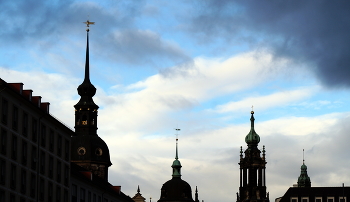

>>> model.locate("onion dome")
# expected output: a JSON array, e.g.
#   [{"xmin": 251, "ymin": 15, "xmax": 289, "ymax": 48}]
[{"xmin": 245, "ymin": 111, "xmax": 260, "ymax": 145}]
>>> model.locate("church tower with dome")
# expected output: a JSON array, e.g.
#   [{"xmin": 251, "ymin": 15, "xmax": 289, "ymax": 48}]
[
  {"xmin": 158, "ymin": 132, "xmax": 199, "ymax": 202},
  {"xmin": 237, "ymin": 110, "xmax": 269, "ymax": 202},
  {"xmin": 70, "ymin": 22, "xmax": 112, "ymax": 181},
  {"xmin": 297, "ymin": 150, "xmax": 311, "ymax": 187}
]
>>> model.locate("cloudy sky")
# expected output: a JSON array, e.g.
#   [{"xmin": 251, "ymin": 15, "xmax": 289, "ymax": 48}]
[{"xmin": 1, "ymin": 1, "xmax": 350, "ymax": 201}]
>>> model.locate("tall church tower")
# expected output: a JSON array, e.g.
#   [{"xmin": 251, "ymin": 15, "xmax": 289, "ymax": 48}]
[
  {"xmin": 297, "ymin": 150, "xmax": 311, "ymax": 187},
  {"xmin": 237, "ymin": 111, "xmax": 269, "ymax": 202},
  {"xmin": 71, "ymin": 21, "xmax": 112, "ymax": 181}
]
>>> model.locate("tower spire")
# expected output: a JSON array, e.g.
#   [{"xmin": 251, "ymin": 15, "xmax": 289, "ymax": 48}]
[{"xmin": 172, "ymin": 128, "xmax": 182, "ymax": 178}]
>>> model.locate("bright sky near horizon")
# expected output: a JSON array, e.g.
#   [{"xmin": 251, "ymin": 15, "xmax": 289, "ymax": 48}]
[{"xmin": 1, "ymin": 1, "xmax": 350, "ymax": 202}]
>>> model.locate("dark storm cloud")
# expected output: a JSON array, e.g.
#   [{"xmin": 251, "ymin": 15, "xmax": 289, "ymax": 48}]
[
  {"xmin": 95, "ymin": 29, "xmax": 191, "ymax": 67},
  {"xmin": 188, "ymin": 1, "xmax": 350, "ymax": 88},
  {"xmin": 0, "ymin": 0, "xmax": 189, "ymax": 67}
]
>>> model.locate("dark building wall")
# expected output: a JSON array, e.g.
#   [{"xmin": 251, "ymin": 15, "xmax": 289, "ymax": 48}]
[{"xmin": 0, "ymin": 79, "xmax": 73, "ymax": 202}]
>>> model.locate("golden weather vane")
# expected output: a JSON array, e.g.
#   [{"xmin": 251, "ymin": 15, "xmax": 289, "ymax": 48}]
[{"xmin": 83, "ymin": 20, "xmax": 95, "ymax": 32}]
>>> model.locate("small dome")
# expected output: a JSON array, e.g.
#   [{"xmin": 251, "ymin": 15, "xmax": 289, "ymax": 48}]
[
  {"xmin": 172, "ymin": 159, "xmax": 181, "ymax": 166},
  {"xmin": 158, "ymin": 178, "xmax": 194, "ymax": 202},
  {"xmin": 301, "ymin": 163, "xmax": 307, "ymax": 170}
]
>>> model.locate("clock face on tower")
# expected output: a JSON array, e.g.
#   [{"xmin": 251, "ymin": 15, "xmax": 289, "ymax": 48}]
[
  {"xmin": 95, "ymin": 148, "xmax": 103, "ymax": 156},
  {"xmin": 77, "ymin": 147, "xmax": 86, "ymax": 155}
]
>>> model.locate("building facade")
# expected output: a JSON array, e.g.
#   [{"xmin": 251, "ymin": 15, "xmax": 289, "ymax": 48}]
[
  {"xmin": 0, "ymin": 78, "xmax": 72, "ymax": 202},
  {"xmin": 237, "ymin": 111, "xmax": 269, "ymax": 202}
]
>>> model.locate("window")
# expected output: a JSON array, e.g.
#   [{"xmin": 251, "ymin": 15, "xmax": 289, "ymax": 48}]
[
  {"xmin": 39, "ymin": 178, "xmax": 44, "ymax": 201},
  {"xmin": 41, "ymin": 125, "xmax": 46, "ymax": 147},
  {"xmin": 32, "ymin": 118, "xmax": 37, "ymax": 142},
  {"xmin": 64, "ymin": 189, "xmax": 69, "ymax": 202},
  {"xmin": 88, "ymin": 191, "xmax": 91, "ymax": 202},
  {"xmin": 48, "ymin": 182, "xmax": 53, "ymax": 201},
  {"xmin": 11, "ymin": 135, "xmax": 17, "ymax": 160},
  {"xmin": 21, "ymin": 169, "xmax": 26, "ymax": 194},
  {"xmin": 22, "ymin": 112, "xmax": 28, "ymax": 137},
  {"xmin": 0, "ymin": 158, "xmax": 5, "ymax": 185},
  {"xmin": 12, "ymin": 106, "xmax": 18, "ymax": 131},
  {"xmin": 49, "ymin": 156, "xmax": 53, "ymax": 179},
  {"xmin": 31, "ymin": 146, "xmax": 37, "ymax": 170},
  {"xmin": 64, "ymin": 164, "xmax": 69, "ymax": 186},
  {"xmin": 0, "ymin": 128, "xmax": 7, "ymax": 155},
  {"xmin": 56, "ymin": 185, "xmax": 61, "ymax": 202},
  {"xmin": 1, "ymin": 99, "xmax": 8, "ymax": 125},
  {"xmin": 10, "ymin": 194, "xmax": 15, "ymax": 202},
  {"xmin": 57, "ymin": 135, "xmax": 62, "ymax": 157},
  {"xmin": 30, "ymin": 173, "xmax": 36, "ymax": 197},
  {"xmin": 0, "ymin": 190, "xmax": 4, "ymax": 202},
  {"xmin": 56, "ymin": 161, "xmax": 61, "ymax": 183},
  {"xmin": 291, "ymin": 198, "xmax": 298, "ymax": 202},
  {"xmin": 22, "ymin": 140, "xmax": 27, "ymax": 165},
  {"xmin": 302, "ymin": 197, "xmax": 309, "ymax": 202},
  {"xmin": 71, "ymin": 184, "xmax": 77, "ymax": 202},
  {"xmin": 340, "ymin": 197, "xmax": 346, "ymax": 202},
  {"xmin": 10, "ymin": 164, "xmax": 16, "ymax": 190},
  {"xmin": 49, "ymin": 129, "xmax": 54, "ymax": 152},
  {"xmin": 93, "ymin": 193, "xmax": 96, "ymax": 202},
  {"xmin": 80, "ymin": 188, "xmax": 86, "ymax": 202},
  {"xmin": 316, "ymin": 197, "xmax": 322, "ymax": 202},
  {"xmin": 65, "ymin": 139, "xmax": 69, "ymax": 161},
  {"xmin": 328, "ymin": 197, "xmax": 335, "ymax": 202},
  {"xmin": 40, "ymin": 150, "xmax": 45, "ymax": 174}
]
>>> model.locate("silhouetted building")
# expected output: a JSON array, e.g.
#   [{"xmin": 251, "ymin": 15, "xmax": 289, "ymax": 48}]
[
  {"xmin": 276, "ymin": 186, "xmax": 350, "ymax": 202},
  {"xmin": 0, "ymin": 78, "xmax": 72, "ymax": 201},
  {"xmin": 158, "ymin": 138, "xmax": 199, "ymax": 202},
  {"xmin": 276, "ymin": 161, "xmax": 349, "ymax": 202},
  {"xmin": 132, "ymin": 186, "xmax": 146, "ymax": 202},
  {"xmin": 237, "ymin": 111, "xmax": 269, "ymax": 202}
]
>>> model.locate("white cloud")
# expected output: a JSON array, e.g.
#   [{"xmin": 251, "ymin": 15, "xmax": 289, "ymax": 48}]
[{"xmin": 214, "ymin": 86, "xmax": 318, "ymax": 114}]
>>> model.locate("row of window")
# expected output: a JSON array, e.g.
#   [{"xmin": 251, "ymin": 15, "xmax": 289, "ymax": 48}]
[
  {"xmin": 0, "ymin": 185, "xmax": 69, "ymax": 202},
  {"xmin": 291, "ymin": 197, "xmax": 347, "ymax": 202},
  {"xmin": 1, "ymin": 98, "xmax": 70, "ymax": 161},
  {"xmin": 1, "ymin": 127, "xmax": 70, "ymax": 168}
]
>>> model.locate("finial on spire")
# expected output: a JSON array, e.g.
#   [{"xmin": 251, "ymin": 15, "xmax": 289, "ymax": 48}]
[
  {"xmin": 83, "ymin": 20, "xmax": 95, "ymax": 32},
  {"xmin": 137, "ymin": 185, "xmax": 140, "ymax": 193},
  {"xmin": 150, "ymin": 197, "xmax": 152, "ymax": 202},
  {"xmin": 250, "ymin": 109, "xmax": 255, "ymax": 127},
  {"xmin": 251, "ymin": 105, "xmax": 254, "ymax": 114},
  {"xmin": 175, "ymin": 128, "xmax": 180, "ymax": 159},
  {"xmin": 303, "ymin": 149, "xmax": 305, "ymax": 165}
]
